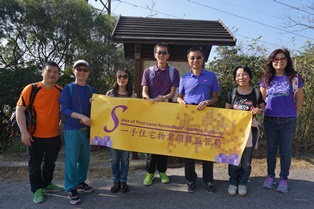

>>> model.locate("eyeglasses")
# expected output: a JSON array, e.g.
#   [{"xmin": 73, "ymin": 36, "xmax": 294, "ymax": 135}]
[
  {"xmin": 190, "ymin": 56, "xmax": 203, "ymax": 60},
  {"xmin": 155, "ymin": 51, "xmax": 168, "ymax": 55},
  {"xmin": 272, "ymin": 57, "xmax": 287, "ymax": 63},
  {"xmin": 76, "ymin": 68, "xmax": 90, "ymax": 72},
  {"xmin": 117, "ymin": 74, "xmax": 129, "ymax": 79}
]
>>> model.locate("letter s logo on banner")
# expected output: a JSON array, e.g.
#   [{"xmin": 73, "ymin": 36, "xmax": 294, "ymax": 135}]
[{"xmin": 103, "ymin": 105, "xmax": 128, "ymax": 133}]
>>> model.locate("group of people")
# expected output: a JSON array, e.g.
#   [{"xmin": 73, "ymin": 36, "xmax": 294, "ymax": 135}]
[{"xmin": 15, "ymin": 43, "xmax": 304, "ymax": 204}]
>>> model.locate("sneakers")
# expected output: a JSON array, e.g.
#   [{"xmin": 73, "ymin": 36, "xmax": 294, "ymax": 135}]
[
  {"xmin": 68, "ymin": 188, "xmax": 81, "ymax": 205},
  {"xmin": 263, "ymin": 176, "xmax": 276, "ymax": 189},
  {"xmin": 228, "ymin": 184, "xmax": 237, "ymax": 196},
  {"xmin": 110, "ymin": 182, "xmax": 121, "ymax": 193},
  {"xmin": 187, "ymin": 182, "xmax": 196, "ymax": 193},
  {"xmin": 121, "ymin": 182, "xmax": 129, "ymax": 193},
  {"xmin": 33, "ymin": 189, "xmax": 44, "ymax": 204},
  {"xmin": 205, "ymin": 182, "xmax": 216, "ymax": 194},
  {"xmin": 238, "ymin": 185, "xmax": 247, "ymax": 196},
  {"xmin": 159, "ymin": 172, "xmax": 170, "ymax": 183},
  {"xmin": 277, "ymin": 178, "xmax": 288, "ymax": 193},
  {"xmin": 43, "ymin": 183, "xmax": 64, "ymax": 193},
  {"xmin": 143, "ymin": 173, "xmax": 155, "ymax": 186},
  {"xmin": 76, "ymin": 182, "xmax": 94, "ymax": 193}
]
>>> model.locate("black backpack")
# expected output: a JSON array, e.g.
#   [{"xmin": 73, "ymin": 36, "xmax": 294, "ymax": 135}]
[{"xmin": 9, "ymin": 83, "xmax": 41, "ymax": 137}]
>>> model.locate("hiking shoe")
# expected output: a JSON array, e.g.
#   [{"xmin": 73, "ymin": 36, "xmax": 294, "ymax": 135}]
[
  {"xmin": 263, "ymin": 176, "xmax": 276, "ymax": 189},
  {"xmin": 159, "ymin": 172, "xmax": 170, "ymax": 183},
  {"xmin": 228, "ymin": 184, "xmax": 237, "ymax": 196},
  {"xmin": 187, "ymin": 182, "xmax": 196, "ymax": 193},
  {"xmin": 205, "ymin": 182, "xmax": 216, "ymax": 194},
  {"xmin": 143, "ymin": 173, "xmax": 155, "ymax": 186},
  {"xmin": 33, "ymin": 189, "xmax": 44, "ymax": 204},
  {"xmin": 43, "ymin": 183, "xmax": 64, "ymax": 193},
  {"xmin": 238, "ymin": 185, "xmax": 247, "ymax": 196},
  {"xmin": 121, "ymin": 182, "xmax": 129, "ymax": 193},
  {"xmin": 277, "ymin": 178, "xmax": 288, "ymax": 193},
  {"xmin": 110, "ymin": 182, "xmax": 120, "ymax": 193},
  {"xmin": 68, "ymin": 188, "xmax": 81, "ymax": 205},
  {"xmin": 77, "ymin": 182, "xmax": 94, "ymax": 193}
]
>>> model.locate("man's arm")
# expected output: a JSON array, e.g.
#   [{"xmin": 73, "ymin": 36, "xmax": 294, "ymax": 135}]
[
  {"xmin": 16, "ymin": 105, "xmax": 33, "ymax": 146},
  {"xmin": 208, "ymin": 92, "xmax": 219, "ymax": 106},
  {"xmin": 142, "ymin": 86, "xmax": 150, "ymax": 99}
]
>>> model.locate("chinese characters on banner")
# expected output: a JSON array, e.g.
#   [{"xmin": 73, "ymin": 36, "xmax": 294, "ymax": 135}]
[{"xmin": 90, "ymin": 94, "xmax": 252, "ymax": 166}]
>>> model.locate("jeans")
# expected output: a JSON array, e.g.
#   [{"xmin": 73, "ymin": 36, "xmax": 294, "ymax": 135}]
[
  {"xmin": 146, "ymin": 154, "xmax": 167, "ymax": 173},
  {"xmin": 110, "ymin": 148, "xmax": 130, "ymax": 182},
  {"xmin": 28, "ymin": 135, "xmax": 61, "ymax": 193},
  {"xmin": 185, "ymin": 159, "xmax": 213, "ymax": 183},
  {"xmin": 64, "ymin": 129, "xmax": 91, "ymax": 192},
  {"xmin": 228, "ymin": 127, "xmax": 258, "ymax": 185},
  {"xmin": 263, "ymin": 116, "xmax": 297, "ymax": 180}
]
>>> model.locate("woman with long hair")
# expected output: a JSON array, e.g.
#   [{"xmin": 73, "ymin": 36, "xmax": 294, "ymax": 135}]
[{"xmin": 260, "ymin": 49, "xmax": 304, "ymax": 193}]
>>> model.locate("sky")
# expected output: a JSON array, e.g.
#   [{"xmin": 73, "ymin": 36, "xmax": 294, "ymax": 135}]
[{"xmin": 89, "ymin": 0, "xmax": 313, "ymax": 61}]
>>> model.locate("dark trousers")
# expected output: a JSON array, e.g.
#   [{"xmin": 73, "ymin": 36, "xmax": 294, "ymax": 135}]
[
  {"xmin": 146, "ymin": 154, "xmax": 167, "ymax": 173},
  {"xmin": 28, "ymin": 135, "xmax": 61, "ymax": 193},
  {"xmin": 185, "ymin": 159, "xmax": 214, "ymax": 184}
]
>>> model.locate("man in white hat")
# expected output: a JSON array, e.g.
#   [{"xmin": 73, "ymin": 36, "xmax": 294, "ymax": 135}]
[{"xmin": 60, "ymin": 60, "xmax": 95, "ymax": 205}]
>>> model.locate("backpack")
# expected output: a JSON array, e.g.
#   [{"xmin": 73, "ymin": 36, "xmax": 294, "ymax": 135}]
[
  {"xmin": 231, "ymin": 87, "xmax": 260, "ymax": 105},
  {"xmin": 148, "ymin": 66, "xmax": 175, "ymax": 83},
  {"xmin": 8, "ymin": 83, "xmax": 41, "ymax": 137}
]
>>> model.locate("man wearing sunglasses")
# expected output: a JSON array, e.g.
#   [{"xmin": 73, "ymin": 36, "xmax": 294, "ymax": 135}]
[
  {"xmin": 60, "ymin": 60, "xmax": 95, "ymax": 205},
  {"xmin": 177, "ymin": 46, "xmax": 220, "ymax": 194},
  {"xmin": 141, "ymin": 42, "xmax": 180, "ymax": 186}
]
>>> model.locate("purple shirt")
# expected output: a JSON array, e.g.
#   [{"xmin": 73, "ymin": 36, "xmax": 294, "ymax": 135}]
[
  {"xmin": 260, "ymin": 75, "xmax": 303, "ymax": 117},
  {"xmin": 179, "ymin": 69, "xmax": 220, "ymax": 104},
  {"xmin": 141, "ymin": 64, "xmax": 180, "ymax": 99}
]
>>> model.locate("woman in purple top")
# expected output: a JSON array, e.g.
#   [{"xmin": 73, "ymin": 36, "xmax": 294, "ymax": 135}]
[
  {"xmin": 260, "ymin": 49, "xmax": 304, "ymax": 193},
  {"xmin": 106, "ymin": 69, "xmax": 137, "ymax": 194}
]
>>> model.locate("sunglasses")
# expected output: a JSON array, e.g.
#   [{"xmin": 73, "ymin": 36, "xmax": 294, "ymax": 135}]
[
  {"xmin": 190, "ymin": 56, "xmax": 203, "ymax": 60},
  {"xmin": 117, "ymin": 74, "xmax": 129, "ymax": 79},
  {"xmin": 155, "ymin": 51, "xmax": 168, "ymax": 55},
  {"xmin": 272, "ymin": 57, "xmax": 287, "ymax": 63},
  {"xmin": 76, "ymin": 68, "xmax": 90, "ymax": 72}
]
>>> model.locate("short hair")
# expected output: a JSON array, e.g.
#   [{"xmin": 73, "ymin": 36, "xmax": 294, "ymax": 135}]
[
  {"xmin": 154, "ymin": 42, "xmax": 170, "ymax": 53},
  {"xmin": 186, "ymin": 46, "xmax": 204, "ymax": 57},
  {"xmin": 42, "ymin": 61, "xmax": 61, "ymax": 71},
  {"xmin": 232, "ymin": 65, "xmax": 252, "ymax": 81}
]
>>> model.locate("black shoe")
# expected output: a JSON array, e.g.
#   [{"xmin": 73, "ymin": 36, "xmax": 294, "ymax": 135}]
[
  {"xmin": 205, "ymin": 182, "xmax": 216, "ymax": 194},
  {"xmin": 110, "ymin": 182, "xmax": 121, "ymax": 193},
  {"xmin": 121, "ymin": 182, "xmax": 129, "ymax": 193},
  {"xmin": 187, "ymin": 182, "xmax": 196, "ymax": 193}
]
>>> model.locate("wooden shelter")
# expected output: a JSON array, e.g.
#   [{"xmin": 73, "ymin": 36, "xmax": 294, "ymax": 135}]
[{"xmin": 112, "ymin": 15, "xmax": 237, "ymax": 96}]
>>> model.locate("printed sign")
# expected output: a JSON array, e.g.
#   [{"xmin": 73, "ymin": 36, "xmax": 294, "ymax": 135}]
[{"xmin": 90, "ymin": 94, "xmax": 252, "ymax": 165}]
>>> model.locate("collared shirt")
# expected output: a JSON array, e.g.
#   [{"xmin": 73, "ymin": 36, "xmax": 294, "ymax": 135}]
[
  {"xmin": 141, "ymin": 64, "xmax": 179, "ymax": 99},
  {"xmin": 179, "ymin": 69, "xmax": 220, "ymax": 104}
]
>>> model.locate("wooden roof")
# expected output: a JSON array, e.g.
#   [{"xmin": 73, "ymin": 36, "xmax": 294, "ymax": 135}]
[{"xmin": 112, "ymin": 16, "xmax": 237, "ymax": 61}]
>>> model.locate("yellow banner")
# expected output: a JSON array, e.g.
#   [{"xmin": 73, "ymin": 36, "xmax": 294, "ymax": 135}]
[{"xmin": 90, "ymin": 94, "xmax": 252, "ymax": 166}]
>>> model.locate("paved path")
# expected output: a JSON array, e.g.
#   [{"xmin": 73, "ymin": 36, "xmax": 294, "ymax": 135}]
[{"xmin": 0, "ymin": 148, "xmax": 314, "ymax": 209}]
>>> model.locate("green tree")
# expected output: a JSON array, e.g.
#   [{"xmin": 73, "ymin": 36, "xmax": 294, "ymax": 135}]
[{"xmin": 0, "ymin": 0, "xmax": 132, "ymax": 152}]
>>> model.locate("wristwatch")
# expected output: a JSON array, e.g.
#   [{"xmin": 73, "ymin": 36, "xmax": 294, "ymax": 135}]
[
  {"xmin": 259, "ymin": 108, "xmax": 264, "ymax": 113},
  {"xmin": 205, "ymin": 100, "xmax": 210, "ymax": 106}
]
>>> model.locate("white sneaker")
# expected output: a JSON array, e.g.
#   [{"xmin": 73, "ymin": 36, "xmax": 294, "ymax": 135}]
[
  {"xmin": 238, "ymin": 185, "xmax": 247, "ymax": 196},
  {"xmin": 228, "ymin": 184, "xmax": 237, "ymax": 196}
]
